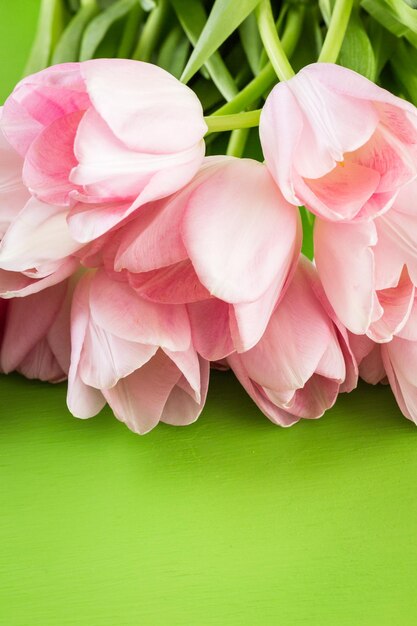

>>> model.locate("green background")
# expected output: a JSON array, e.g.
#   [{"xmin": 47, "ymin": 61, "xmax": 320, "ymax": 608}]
[{"xmin": 1, "ymin": 4, "xmax": 417, "ymax": 624}]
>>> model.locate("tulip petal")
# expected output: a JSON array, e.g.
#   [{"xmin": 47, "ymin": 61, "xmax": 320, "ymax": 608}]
[
  {"xmin": 0, "ymin": 257, "xmax": 78, "ymax": 299},
  {"xmin": 22, "ymin": 109, "xmax": 83, "ymax": 206},
  {"xmin": 81, "ymin": 59, "xmax": 207, "ymax": 153},
  {"xmin": 0, "ymin": 198, "xmax": 81, "ymax": 271},
  {"xmin": 1, "ymin": 63, "xmax": 89, "ymax": 156},
  {"xmin": 187, "ymin": 299, "xmax": 235, "ymax": 361},
  {"xmin": 1, "ymin": 281, "xmax": 67, "ymax": 373},
  {"xmin": 17, "ymin": 337, "xmax": 66, "ymax": 382},
  {"xmin": 368, "ymin": 268, "xmax": 415, "ymax": 342},
  {"xmin": 182, "ymin": 158, "xmax": 299, "ymax": 303},
  {"xmin": 0, "ymin": 119, "xmax": 30, "ymax": 235},
  {"xmin": 89, "ymin": 270, "xmax": 191, "ymax": 351},
  {"xmin": 299, "ymin": 161, "xmax": 380, "ymax": 221},
  {"xmin": 161, "ymin": 357, "xmax": 210, "ymax": 426},
  {"xmin": 314, "ymin": 219, "xmax": 377, "ymax": 334},
  {"xmin": 128, "ymin": 260, "xmax": 210, "ymax": 304},
  {"xmin": 103, "ymin": 350, "xmax": 182, "ymax": 434},
  {"xmin": 114, "ymin": 198, "xmax": 188, "ymax": 273},
  {"xmin": 383, "ymin": 339, "xmax": 417, "ymax": 423},
  {"xmin": 80, "ymin": 321, "xmax": 157, "ymax": 389}
]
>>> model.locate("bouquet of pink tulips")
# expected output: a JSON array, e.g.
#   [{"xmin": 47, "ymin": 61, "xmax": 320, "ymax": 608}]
[{"xmin": 1, "ymin": 0, "xmax": 417, "ymax": 434}]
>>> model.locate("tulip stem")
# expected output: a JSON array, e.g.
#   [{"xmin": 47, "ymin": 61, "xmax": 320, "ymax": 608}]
[
  {"xmin": 256, "ymin": 0, "xmax": 295, "ymax": 82},
  {"xmin": 226, "ymin": 128, "xmax": 250, "ymax": 157},
  {"xmin": 204, "ymin": 110, "xmax": 261, "ymax": 134},
  {"xmin": 318, "ymin": 0, "xmax": 354, "ymax": 63},
  {"xmin": 212, "ymin": 7, "xmax": 304, "ymax": 117},
  {"xmin": 132, "ymin": 0, "xmax": 170, "ymax": 62}
]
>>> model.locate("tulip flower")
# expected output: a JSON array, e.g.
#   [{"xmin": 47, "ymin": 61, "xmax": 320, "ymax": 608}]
[
  {"xmin": 314, "ymin": 179, "xmax": 417, "ymax": 340},
  {"xmin": 0, "ymin": 109, "xmax": 81, "ymax": 297},
  {"xmin": 227, "ymin": 256, "xmax": 358, "ymax": 426},
  {"xmin": 350, "ymin": 300, "xmax": 417, "ymax": 425},
  {"xmin": 0, "ymin": 280, "xmax": 71, "ymax": 382},
  {"xmin": 260, "ymin": 63, "xmax": 417, "ymax": 222},
  {"xmin": 112, "ymin": 156, "xmax": 301, "ymax": 359},
  {"xmin": 1, "ymin": 59, "xmax": 207, "ymax": 243},
  {"xmin": 67, "ymin": 270, "xmax": 209, "ymax": 434}
]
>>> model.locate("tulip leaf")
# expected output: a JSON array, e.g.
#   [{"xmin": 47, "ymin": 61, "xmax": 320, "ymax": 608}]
[
  {"xmin": 52, "ymin": 0, "xmax": 100, "ymax": 63},
  {"xmin": 361, "ymin": 0, "xmax": 417, "ymax": 47},
  {"xmin": 239, "ymin": 13, "xmax": 263, "ymax": 75},
  {"xmin": 23, "ymin": 0, "xmax": 68, "ymax": 75},
  {"xmin": 116, "ymin": 2, "xmax": 144, "ymax": 57},
  {"xmin": 402, "ymin": 0, "xmax": 417, "ymax": 7},
  {"xmin": 157, "ymin": 25, "xmax": 190, "ymax": 78},
  {"xmin": 390, "ymin": 39, "xmax": 417, "ymax": 104},
  {"xmin": 180, "ymin": 0, "xmax": 262, "ymax": 85},
  {"xmin": 367, "ymin": 20, "xmax": 397, "ymax": 76},
  {"xmin": 170, "ymin": 0, "xmax": 238, "ymax": 101},
  {"xmin": 80, "ymin": 0, "xmax": 138, "ymax": 61},
  {"xmin": 338, "ymin": 9, "xmax": 376, "ymax": 81}
]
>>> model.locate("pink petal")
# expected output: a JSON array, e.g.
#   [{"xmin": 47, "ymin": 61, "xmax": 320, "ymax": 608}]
[
  {"xmin": 103, "ymin": 350, "xmax": 182, "ymax": 434},
  {"xmin": 1, "ymin": 280, "xmax": 67, "ymax": 373},
  {"xmin": 114, "ymin": 198, "xmax": 188, "ymax": 273},
  {"xmin": 0, "ymin": 198, "xmax": 81, "ymax": 272},
  {"xmin": 1, "ymin": 63, "xmax": 89, "ymax": 155},
  {"xmin": 299, "ymin": 161, "xmax": 380, "ymax": 222},
  {"xmin": 314, "ymin": 219, "xmax": 378, "ymax": 334},
  {"xmin": 0, "ymin": 117, "xmax": 30, "ymax": 235},
  {"xmin": 382, "ymin": 338, "xmax": 417, "ymax": 423},
  {"xmin": 0, "ymin": 257, "xmax": 78, "ymax": 299},
  {"xmin": 368, "ymin": 268, "xmax": 415, "ymax": 342},
  {"xmin": 81, "ymin": 59, "xmax": 207, "ymax": 153},
  {"xmin": 187, "ymin": 299, "xmax": 235, "ymax": 361},
  {"xmin": 79, "ymin": 320, "xmax": 157, "ymax": 389},
  {"xmin": 161, "ymin": 357, "xmax": 210, "ymax": 426},
  {"xmin": 182, "ymin": 158, "xmax": 300, "ymax": 303},
  {"xmin": 89, "ymin": 270, "xmax": 191, "ymax": 351},
  {"xmin": 128, "ymin": 260, "xmax": 210, "ymax": 304},
  {"xmin": 67, "ymin": 272, "xmax": 106, "ymax": 418},
  {"xmin": 17, "ymin": 337, "xmax": 66, "ymax": 382},
  {"xmin": 22, "ymin": 109, "xmax": 83, "ymax": 205}
]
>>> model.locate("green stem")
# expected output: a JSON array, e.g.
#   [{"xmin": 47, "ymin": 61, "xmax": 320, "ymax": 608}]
[
  {"xmin": 256, "ymin": 0, "xmax": 294, "ymax": 81},
  {"xmin": 204, "ymin": 110, "xmax": 261, "ymax": 134},
  {"xmin": 132, "ymin": 0, "xmax": 170, "ymax": 62},
  {"xmin": 226, "ymin": 128, "xmax": 250, "ymax": 157},
  {"xmin": 213, "ymin": 7, "xmax": 304, "ymax": 116},
  {"xmin": 318, "ymin": 0, "xmax": 354, "ymax": 63}
]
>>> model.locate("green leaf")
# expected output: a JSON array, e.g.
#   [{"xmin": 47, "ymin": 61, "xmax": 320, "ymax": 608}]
[
  {"xmin": 338, "ymin": 9, "xmax": 376, "ymax": 80},
  {"xmin": 180, "ymin": 0, "xmax": 262, "ymax": 84},
  {"xmin": 116, "ymin": 2, "xmax": 144, "ymax": 57},
  {"xmin": 291, "ymin": 6, "xmax": 322, "ymax": 72},
  {"xmin": 390, "ymin": 39, "xmax": 417, "ymax": 104},
  {"xmin": 367, "ymin": 19, "xmax": 397, "ymax": 76},
  {"xmin": 52, "ymin": 1, "xmax": 100, "ymax": 63},
  {"xmin": 80, "ymin": 0, "xmax": 138, "ymax": 61},
  {"xmin": 361, "ymin": 0, "xmax": 417, "ymax": 47},
  {"xmin": 402, "ymin": 0, "xmax": 417, "ymax": 8},
  {"xmin": 24, "ymin": 0, "xmax": 68, "ymax": 75},
  {"xmin": 239, "ymin": 13, "xmax": 263, "ymax": 75},
  {"xmin": 170, "ymin": 0, "xmax": 238, "ymax": 100},
  {"xmin": 318, "ymin": 0, "xmax": 333, "ymax": 26},
  {"xmin": 157, "ymin": 26, "xmax": 190, "ymax": 78}
]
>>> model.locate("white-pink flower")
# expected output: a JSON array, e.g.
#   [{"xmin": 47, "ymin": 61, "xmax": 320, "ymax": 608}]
[
  {"xmin": 260, "ymin": 63, "xmax": 417, "ymax": 222},
  {"xmin": 314, "ymin": 179, "xmax": 417, "ymax": 341},
  {"xmin": 227, "ymin": 256, "xmax": 358, "ymax": 426},
  {"xmin": 109, "ymin": 156, "xmax": 301, "ymax": 358},
  {"xmin": 67, "ymin": 270, "xmax": 209, "ymax": 434},
  {"xmin": 0, "ymin": 280, "xmax": 71, "ymax": 382},
  {"xmin": 1, "ymin": 59, "xmax": 207, "ymax": 243}
]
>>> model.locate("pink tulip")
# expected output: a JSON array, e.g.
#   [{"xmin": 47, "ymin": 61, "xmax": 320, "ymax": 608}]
[
  {"xmin": 1, "ymin": 59, "xmax": 207, "ymax": 243},
  {"xmin": 0, "ymin": 280, "xmax": 71, "ymax": 382},
  {"xmin": 111, "ymin": 156, "xmax": 301, "ymax": 359},
  {"xmin": 260, "ymin": 63, "xmax": 417, "ymax": 222},
  {"xmin": 350, "ymin": 300, "xmax": 417, "ymax": 424},
  {"xmin": 0, "ymin": 108, "xmax": 81, "ymax": 297},
  {"xmin": 227, "ymin": 256, "xmax": 358, "ymax": 426},
  {"xmin": 314, "ymin": 178, "xmax": 417, "ymax": 340},
  {"xmin": 67, "ymin": 270, "xmax": 209, "ymax": 434}
]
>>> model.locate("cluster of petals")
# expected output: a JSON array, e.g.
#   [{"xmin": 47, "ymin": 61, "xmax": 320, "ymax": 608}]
[{"xmin": 2, "ymin": 57, "xmax": 417, "ymax": 432}]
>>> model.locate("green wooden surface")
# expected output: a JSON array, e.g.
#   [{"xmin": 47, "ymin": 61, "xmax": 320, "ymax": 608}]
[{"xmin": 1, "ymin": 4, "xmax": 417, "ymax": 625}]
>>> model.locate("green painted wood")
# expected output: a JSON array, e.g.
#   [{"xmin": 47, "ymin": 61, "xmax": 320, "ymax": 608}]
[{"xmin": 1, "ymin": 4, "xmax": 417, "ymax": 625}]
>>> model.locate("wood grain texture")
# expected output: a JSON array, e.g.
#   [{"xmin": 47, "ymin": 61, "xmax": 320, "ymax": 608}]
[{"xmin": 1, "ymin": 373, "xmax": 417, "ymax": 625}]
